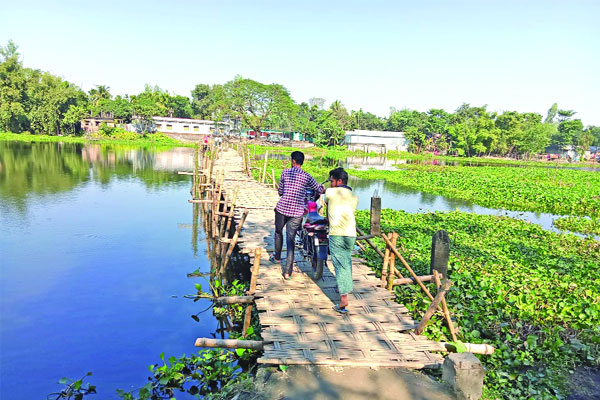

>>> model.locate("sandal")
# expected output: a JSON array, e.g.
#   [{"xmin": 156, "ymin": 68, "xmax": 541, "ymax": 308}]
[
  {"xmin": 269, "ymin": 254, "xmax": 280, "ymax": 264},
  {"xmin": 333, "ymin": 304, "xmax": 348, "ymax": 314},
  {"xmin": 282, "ymin": 273, "xmax": 292, "ymax": 280}
]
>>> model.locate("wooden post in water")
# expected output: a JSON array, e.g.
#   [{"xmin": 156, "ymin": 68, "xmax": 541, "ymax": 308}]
[
  {"xmin": 370, "ymin": 196, "xmax": 381, "ymax": 235},
  {"xmin": 243, "ymin": 248, "xmax": 262, "ymax": 337},
  {"xmin": 430, "ymin": 230, "xmax": 450, "ymax": 278},
  {"xmin": 222, "ymin": 187, "xmax": 239, "ymax": 241},
  {"xmin": 221, "ymin": 209, "xmax": 249, "ymax": 273}
]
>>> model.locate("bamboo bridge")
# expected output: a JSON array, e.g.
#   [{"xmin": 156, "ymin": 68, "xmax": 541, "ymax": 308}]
[{"xmin": 185, "ymin": 145, "xmax": 494, "ymax": 369}]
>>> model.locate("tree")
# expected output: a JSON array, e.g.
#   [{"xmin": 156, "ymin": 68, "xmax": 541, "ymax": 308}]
[
  {"xmin": 544, "ymin": 103, "xmax": 558, "ymax": 124},
  {"xmin": 0, "ymin": 42, "xmax": 29, "ymax": 132},
  {"xmin": 387, "ymin": 109, "xmax": 427, "ymax": 152},
  {"xmin": 308, "ymin": 97, "xmax": 325, "ymax": 110},
  {"xmin": 555, "ymin": 118, "xmax": 583, "ymax": 147},
  {"xmin": 0, "ymin": 39, "xmax": 19, "ymax": 62},
  {"xmin": 222, "ymin": 76, "xmax": 295, "ymax": 135},
  {"xmin": 88, "ymin": 85, "xmax": 111, "ymax": 106},
  {"xmin": 191, "ymin": 83, "xmax": 212, "ymax": 119}
]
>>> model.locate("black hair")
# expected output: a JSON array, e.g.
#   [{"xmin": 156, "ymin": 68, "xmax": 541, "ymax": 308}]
[
  {"xmin": 329, "ymin": 167, "xmax": 348, "ymax": 185},
  {"xmin": 291, "ymin": 151, "xmax": 305, "ymax": 165}
]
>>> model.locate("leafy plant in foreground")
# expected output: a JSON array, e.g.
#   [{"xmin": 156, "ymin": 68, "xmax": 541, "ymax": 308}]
[{"xmin": 47, "ymin": 372, "xmax": 96, "ymax": 400}]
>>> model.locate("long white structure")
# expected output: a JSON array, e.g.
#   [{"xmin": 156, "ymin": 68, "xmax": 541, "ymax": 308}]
[
  {"xmin": 151, "ymin": 117, "xmax": 232, "ymax": 135},
  {"xmin": 344, "ymin": 130, "xmax": 408, "ymax": 153}
]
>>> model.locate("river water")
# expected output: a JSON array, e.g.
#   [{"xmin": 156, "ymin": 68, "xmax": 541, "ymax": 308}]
[{"xmin": 0, "ymin": 141, "xmax": 216, "ymax": 399}]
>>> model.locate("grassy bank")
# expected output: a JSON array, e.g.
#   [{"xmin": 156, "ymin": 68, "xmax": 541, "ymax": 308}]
[
  {"xmin": 0, "ymin": 131, "xmax": 194, "ymax": 147},
  {"xmin": 355, "ymin": 209, "xmax": 600, "ymax": 399}
]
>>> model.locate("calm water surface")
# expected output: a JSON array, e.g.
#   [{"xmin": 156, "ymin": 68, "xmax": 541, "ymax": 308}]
[{"xmin": 0, "ymin": 141, "xmax": 216, "ymax": 399}]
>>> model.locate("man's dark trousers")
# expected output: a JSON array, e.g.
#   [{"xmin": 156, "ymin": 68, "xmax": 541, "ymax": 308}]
[{"xmin": 274, "ymin": 209, "xmax": 302, "ymax": 275}]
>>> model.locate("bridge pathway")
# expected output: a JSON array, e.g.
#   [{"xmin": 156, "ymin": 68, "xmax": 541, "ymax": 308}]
[{"xmin": 213, "ymin": 149, "xmax": 444, "ymax": 368}]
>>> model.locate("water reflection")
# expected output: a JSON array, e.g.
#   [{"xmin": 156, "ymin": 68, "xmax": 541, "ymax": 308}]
[{"xmin": 0, "ymin": 141, "xmax": 194, "ymax": 211}]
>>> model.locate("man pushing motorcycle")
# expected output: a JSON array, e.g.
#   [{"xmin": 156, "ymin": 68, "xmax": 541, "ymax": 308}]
[
  {"xmin": 270, "ymin": 151, "xmax": 324, "ymax": 280},
  {"xmin": 325, "ymin": 167, "xmax": 358, "ymax": 314}
]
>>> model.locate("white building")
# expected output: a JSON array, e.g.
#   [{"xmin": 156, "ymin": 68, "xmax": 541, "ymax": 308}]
[
  {"xmin": 150, "ymin": 117, "xmax": 232, "ymax": 135},
  {"xmin": 344, "ymin": 130, "xmax": 408, "ymax": 153}
]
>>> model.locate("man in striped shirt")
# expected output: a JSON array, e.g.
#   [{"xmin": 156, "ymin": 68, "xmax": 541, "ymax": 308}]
[{"xmin": 271, "ymin": 151, "xmax": 324, "ymax": 279}]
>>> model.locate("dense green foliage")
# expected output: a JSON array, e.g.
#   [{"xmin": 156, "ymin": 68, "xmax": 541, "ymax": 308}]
[
  {"xmin": 554, "ymin": 216, "xmax": 600, "ymax": 236},
  {"xmin": 355, "ymin": 210, "xmax": 600, "ymax": 399},
  {"xmin": 349, "ymin": 165, "xmax": 600, "ymax": 217},
  {"xmin": 2, "ymin": 40, "xmax": 599, "ymax": 157}
]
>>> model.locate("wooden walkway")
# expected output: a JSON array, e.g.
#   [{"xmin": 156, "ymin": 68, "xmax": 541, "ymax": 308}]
[{"xmin": 212, "ymin": 149, "xmax": 444, "ymax": 369}]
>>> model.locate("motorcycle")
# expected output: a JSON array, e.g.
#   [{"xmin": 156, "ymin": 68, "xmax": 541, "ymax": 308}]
[{"xmin": 297, "ymin": 189, "xmax": 329, "ymax": 280}]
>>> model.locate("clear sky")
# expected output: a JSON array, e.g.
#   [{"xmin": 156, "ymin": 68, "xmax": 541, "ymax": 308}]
[{"xmin": 2, "ymin": 0, "xmax": 599, "ymax": 124}]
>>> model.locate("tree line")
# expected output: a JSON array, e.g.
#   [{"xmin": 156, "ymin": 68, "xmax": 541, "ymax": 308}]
[{"xmin": 1, "ymin": 40, "xmax": 598, "ymax": 156}]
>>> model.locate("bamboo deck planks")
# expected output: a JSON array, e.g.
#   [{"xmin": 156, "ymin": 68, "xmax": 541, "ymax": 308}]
[{"xmin": 210, "ymin": 149, "xmax": 444, "ymax": 368}]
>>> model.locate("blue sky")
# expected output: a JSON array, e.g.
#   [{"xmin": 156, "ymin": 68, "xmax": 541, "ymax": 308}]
[{"xmin": 2, "ymin": 0, "xmax": 599, "ymax": 124}]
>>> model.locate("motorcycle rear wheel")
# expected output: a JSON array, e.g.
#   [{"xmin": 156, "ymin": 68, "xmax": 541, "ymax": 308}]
[{"xmin": 312, "ymin": 258, "xmax": 324, "ymax": 280}]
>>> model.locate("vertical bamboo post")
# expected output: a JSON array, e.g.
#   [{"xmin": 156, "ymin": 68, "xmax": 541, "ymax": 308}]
[
  {"xmin": 261, "ymin": 151, "xmax": 269, "ymax": 184},
  {"xmin": 386, "ymin": 232, "xmax": 399, "ymax": 290},
  {"xmin": 221, "ymin": 209, "xmax": 249, "ymax": 273},
  {"xmin": 222, "ymin": 187, "xmax": 239, "ymax": 240},
  {"xmin": 381, "ymin": 233, "xmax": 391, "ymax": 285},
  {"xmin": 243, "ymin": 248, "xmax": 262, "ymax": 337},
  {"xmin": 434, "ymin": 270, "xmax": 458, "ymax": 342},
  {"xmin": 247, "ymin": 148, "xmax": 251, "ymax": 177},
  {"xmin": 271, "ymin": 168, "xmax": 277, "ymax": 189}
]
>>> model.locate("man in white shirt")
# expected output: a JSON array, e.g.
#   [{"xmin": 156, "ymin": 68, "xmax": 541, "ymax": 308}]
[{"xmin": 324, "ymin": 167, "xmax": 358, "ymax": 313}]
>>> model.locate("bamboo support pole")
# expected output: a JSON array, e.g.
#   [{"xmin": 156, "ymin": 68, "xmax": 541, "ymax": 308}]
[
  {"xmin": 356, "ymin": 227, "xmax": 385, "ymax": 258},
  {"xmin": 221, "ymin": 209, "xmax": 249, "ymax": 272},
  {"xmin": 392, "ymin": 274, "xmax": 437, "ymax": 285},
  {"xmin": 381, "ymin": 233, "xmax": 436, "ymax": 303},
  {"xmin": 243, "ymin": 248, "xmax": 262, "ymax": 336},
  {"xmin": 356, "ymin": 239, "xmax": 366, "ymax": 252},
  {"xmin": 381, "ymin": 233, "xmax": 391, "ymax": 284},
  {"xmin": 386, "ymin": 232, "xmax": 398, "ymax": 290},
  {"xmin": 262, "ymin": 152, "xmax": 269, "ymax": 183},
  {"xmin": 434, "ymin": 270, "xmax": 458, "ymax": 342},
  {"xmin": 213, "ymin": 296, "xmax": 256, "ymax": 305},
  {"xmin": 414, "ymin": 279, "xmax": 453, "ymax": 335},
  {"xmin": 222, "ymin": 187, "xmax": 239, "ymax": 240},
  {"xmin": 271, "ymin": 168, "xmax": 276, "ymax": 189},
  {"xmin": 194, "ymin": 338, "xmax": 266, "ymax": 350}
]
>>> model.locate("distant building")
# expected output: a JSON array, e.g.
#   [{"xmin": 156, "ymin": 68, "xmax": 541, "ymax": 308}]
[
  {"xmin": 344, "ymin": 130, "xmax": 408, "ymax": 153},
  {"xmin": 151, "ymin": 117, "xmax": 232, "ymax": 135},
  {"xmin": 81, "ymin": 111, "xmax": 119, "ymax": 133}
]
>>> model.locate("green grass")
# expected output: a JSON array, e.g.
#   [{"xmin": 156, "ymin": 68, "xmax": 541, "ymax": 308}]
[{"xmin": 0, "ymin": 131, "xmax": 195, "ymax": 147}]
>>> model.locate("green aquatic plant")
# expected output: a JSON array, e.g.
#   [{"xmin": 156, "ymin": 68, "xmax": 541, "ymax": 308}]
[
  {"xmin": 48, "ymin": 372, "xmax": 96, "ymax": 400},
  {"xmin": 554, "ymin": 216, "xmax": 600, "ymax": 237},
  {"xmin": 350, "ymin": 165, "xmax": 600, "ymax": 217},
  {"xmin": 356, "ymin": 209, "xmax": 600, "ymax": 399}
]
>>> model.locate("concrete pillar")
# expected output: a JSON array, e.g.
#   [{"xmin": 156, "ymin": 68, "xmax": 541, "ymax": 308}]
[
  {"xmin": 442, "ymin": 353, "xmax": 484, "ymax": 400},
  {"xmin": 430, "ymin": 230, "xmax": 450, "ymax": 277}
]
